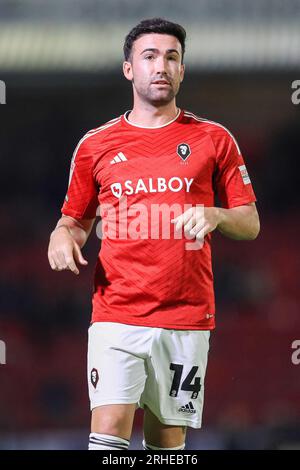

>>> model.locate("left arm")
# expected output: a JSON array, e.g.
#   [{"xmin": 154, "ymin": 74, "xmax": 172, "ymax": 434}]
[
  {"xmin": 172, "ymin": 126, "xmax": 260, "ymax": 241},
  {"xmin": 171, "ymin": 202, "xmax": 260, "ymax": 241},
  {"xmin": 215, "ymin": 202, "xmax": 260, "ymax": 240}
]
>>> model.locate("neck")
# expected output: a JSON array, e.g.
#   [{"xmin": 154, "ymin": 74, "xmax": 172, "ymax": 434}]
[{"xmin": 128, "ymin": 99, "xmax": 179, "ymax": 128}]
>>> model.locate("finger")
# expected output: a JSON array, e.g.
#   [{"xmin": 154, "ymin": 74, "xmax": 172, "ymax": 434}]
[
  {"xmin": 170, "ymin": 214, "xmax": 179, "ymax": 223},
  {"xmin": 171, "ymin": 208, "xmax": 194, "ymax": 224},
  {"xmin": 200, "ymin": 223, "xmax": 215, "ymax": 237},
  {"xmin": 172, "ymin": 209, "xmax": 193, "ymax": 231},
  {"xmin": 64, "ymin": 254, "xmax": 80, "ymax": 275},
  {"xmin": 48, "ymin": 249, "xmax": 56, "ymax": 269},
  {"xmin": 195, "ymin": 224, "xmax": 211, "ymax": 240},
  {"xmin": 48, "ymin": 253, "xmax": 57, "ymax": 271},
  {"xmin": 56, "ymin": 251, "xmax": 68, "ymax": 269},
  {"xmin": 183, "ymin": 215, "xmax": 197, "ymax": 234},
  {"xmin": 189, "ymin": 220, "xmax": 204, "ymax": 237},
  {"xmin": 63, "ymin": 247, "xmax": 79, "ymax": 274},
  {"xmin": 73, "ymin": 243, "xmax": 88, "ymax": 266},
  {"xmin": 52, "ymin": 252, "xmax": 65, "ymax": 271}
]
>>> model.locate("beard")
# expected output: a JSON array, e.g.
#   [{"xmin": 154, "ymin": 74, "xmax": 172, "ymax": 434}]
[{"xmin": 133, "ymin": 79, "xmax": 179, "ymax": 106}]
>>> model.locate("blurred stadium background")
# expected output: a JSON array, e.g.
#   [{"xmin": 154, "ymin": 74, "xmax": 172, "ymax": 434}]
[{"xmin": 0, "ymin": 0, "xmax": 300, "ymax": 450}]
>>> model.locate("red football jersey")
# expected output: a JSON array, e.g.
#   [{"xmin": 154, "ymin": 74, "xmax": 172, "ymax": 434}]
[{"xmin": 61, "ymin": 109, "xmax": 256, "ymax": 330}]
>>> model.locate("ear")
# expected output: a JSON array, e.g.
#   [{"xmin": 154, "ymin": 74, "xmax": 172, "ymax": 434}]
[
  {"xmin": 180, "ymin": 63, "xmax": 185, "ymax": 83},
  {"xmin": 123, "ymin": 61, "xmax": 133, "ymax": 81}
]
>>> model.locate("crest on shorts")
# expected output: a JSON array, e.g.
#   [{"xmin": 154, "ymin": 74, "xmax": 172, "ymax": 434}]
[
  {"xmin": 177, "ymin": 143, "xmax": 191, "ymax": 161},
  {"xmin": 91, "ymin": 368, "xmax": 99, "ymax": 388}
]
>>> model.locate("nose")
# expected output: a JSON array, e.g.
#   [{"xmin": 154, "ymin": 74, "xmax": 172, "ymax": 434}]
[{"xmin": 154, "ymin": 55, "xmax": 168, "ymax": 75}]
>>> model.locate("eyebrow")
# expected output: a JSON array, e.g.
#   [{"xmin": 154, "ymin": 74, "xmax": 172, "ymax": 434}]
[{"xmin": 140, "ymin": 48, "xmax": 180, "ymax": 56}]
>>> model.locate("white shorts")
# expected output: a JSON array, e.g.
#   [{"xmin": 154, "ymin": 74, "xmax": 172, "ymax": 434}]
[{"xmin": 87, "ymin": 322, "xmax": 210, "ymax": 429}]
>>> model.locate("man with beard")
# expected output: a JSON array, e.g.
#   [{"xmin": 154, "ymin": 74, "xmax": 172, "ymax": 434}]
[{"xmin": 48, "ymin": 18, "xmax": 260, "ymax": 450}]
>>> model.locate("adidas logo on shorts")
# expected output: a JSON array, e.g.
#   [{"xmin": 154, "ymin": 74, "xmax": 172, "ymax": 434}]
[{"xmin": 178, "ymin": 401, "xmax": 196, "ymax": 414}]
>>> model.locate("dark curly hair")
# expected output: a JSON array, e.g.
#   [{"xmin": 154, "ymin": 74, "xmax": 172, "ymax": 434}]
[{"xmin": 124, "ymin": 18, "xmax": 186, "ymax": 63}]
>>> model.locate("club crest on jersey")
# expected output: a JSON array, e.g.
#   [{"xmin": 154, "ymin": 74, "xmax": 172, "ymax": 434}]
[
  {"xmin": 91, "ymin": 368, "xmax": 99, "ymax": 389},
  {"xmin": 177, "ymin": 143, "xmax": 191, "ymax": 161},
  {"xmin": 111, "ymin": 182, "xmax": 122, "ymax": 198}
]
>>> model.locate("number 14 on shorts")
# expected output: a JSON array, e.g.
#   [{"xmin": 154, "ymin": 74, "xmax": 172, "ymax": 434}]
[{"xmin": 169, "ymin": 363, "xmax": 201, "ymax": 399}]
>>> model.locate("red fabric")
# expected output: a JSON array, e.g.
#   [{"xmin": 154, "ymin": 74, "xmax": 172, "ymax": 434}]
[{"xmin": 61, "ymin": 110, "xmax": 256, "ymax": 330}]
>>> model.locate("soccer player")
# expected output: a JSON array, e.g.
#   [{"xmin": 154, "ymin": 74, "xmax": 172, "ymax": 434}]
[{"xmin": 48, "ymin": 18, "xmax": 260, "ymax": 451}]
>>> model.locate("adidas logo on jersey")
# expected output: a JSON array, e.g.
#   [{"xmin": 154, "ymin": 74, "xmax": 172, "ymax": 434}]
[
  {"xmin": 110, "ymin": 152, "xmax": 128, "ymax": 164},
  {"xmin": 178, "ymin": 401, "xmax": 196, "ymax": 414}
]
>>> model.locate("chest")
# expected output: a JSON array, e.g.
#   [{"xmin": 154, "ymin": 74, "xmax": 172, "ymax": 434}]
[{"xmin": 93, "ymin": 131, "xmax": 216, "ymax": 202}]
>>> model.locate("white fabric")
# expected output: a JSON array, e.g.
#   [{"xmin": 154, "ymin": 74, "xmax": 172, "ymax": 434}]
[
  {"xmin": 88, "ymin": 322, "xmax": 210, "ymax": 429},
  {"xmin": 142, "ymin": 439, "xmax": 185, "ymax": 450},
  {"xmin": 88, "ymin": 432, "xmax": 129, "ymax": 450}
]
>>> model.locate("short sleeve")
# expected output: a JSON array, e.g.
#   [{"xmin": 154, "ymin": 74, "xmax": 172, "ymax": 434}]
[
  {"xmin": 61, "ymin": 135, "xmax": 99, "ymax": 219},
  {"xmin": 213, "ymin": 129, "xmax": 257, "ymax": 209}
]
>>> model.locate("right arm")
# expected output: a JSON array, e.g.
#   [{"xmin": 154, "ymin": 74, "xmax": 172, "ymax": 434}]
[
  {"xmin": 48, "ymin": 215, "xmax": 95, "ymax": 275},
  {"xmin": 48, "ymin": 133, "xmax": 99, "ymax": 275}
]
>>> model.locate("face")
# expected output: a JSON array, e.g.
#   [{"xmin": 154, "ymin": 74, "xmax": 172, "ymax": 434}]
[{"xmin": 123, "ymin": 33, "xmax": 185, "ymax": 106}]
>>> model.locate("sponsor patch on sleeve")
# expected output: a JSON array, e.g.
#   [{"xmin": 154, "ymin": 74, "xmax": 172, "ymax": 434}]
[{"xmin": 238, "ymin": 164, "xmax": 251, "ymax": 185}]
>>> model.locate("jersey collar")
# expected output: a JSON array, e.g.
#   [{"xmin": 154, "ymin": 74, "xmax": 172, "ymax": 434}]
[{"xmin": 122, "ymin": 108, "xmax": 183, "ymax": 130}]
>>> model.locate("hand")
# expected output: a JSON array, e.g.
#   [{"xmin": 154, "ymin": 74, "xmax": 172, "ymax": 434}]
[
  {"xmin": 48, "ymin": 226, "xmax": 88, "ymax": 275},
  {"xmin": 171, "ymin": 206, "xmax": 221, "ymax": 240}
]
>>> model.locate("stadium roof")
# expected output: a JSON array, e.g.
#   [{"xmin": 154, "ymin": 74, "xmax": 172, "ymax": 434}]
[{"xmin": 0, "ymin": 0, "xmax": 300, "ymax": 71}]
